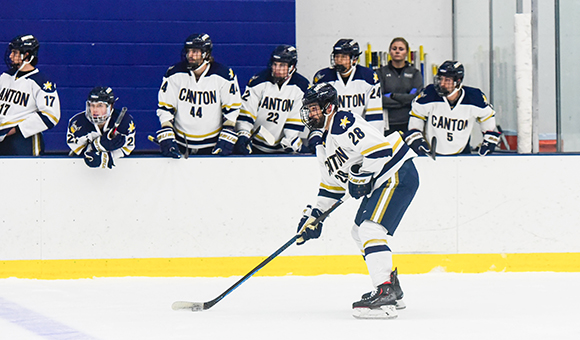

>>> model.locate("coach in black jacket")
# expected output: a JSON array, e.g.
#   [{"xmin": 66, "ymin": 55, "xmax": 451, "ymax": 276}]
[{"xmin": 376, "ymin": 37, "xmax": 423, "ymax": 136}]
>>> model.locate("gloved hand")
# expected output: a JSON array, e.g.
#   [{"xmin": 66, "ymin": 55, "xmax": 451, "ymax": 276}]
[
  {"xmin": 296, "ymin": 205, "xmax": 324, "ymax": 245},
  {"xmin": 409, "ymin": 88, "xmax": 418, "ymax": 95},
  {"xmin": 306, "ymin": 129, "xmax": 324, "ymax": 153},
  {"xmin": 84, "ymin": 150, "xmax": 114, "ymax": 169},
  {"xmin": 403, "ymin": 129, "xmax": 430, "ymax": 156},
  {"xmin": 383, "ymin": 92, "xmax": 392, "ymax": 98},
  {"xmin": 94, "ymin": 133, "xmax": 126, "ymax": 152},
  {"xmin": 234, "ymin": 130, "xmax": 252, "ymax": 155},
  {"xmin": 156, "ymin": 127, "xmax": 181, "ymax": 159},
  {"xmin": 212, "ymin": 126, "xmax": 238, "ymax": 156},
  {"xmin": 348, "ymin": 164, "xmax": 374, "ymax": 199},
  {"xmin": 479, "ymin": 131, "xmax": 501, "ymax": 156}
]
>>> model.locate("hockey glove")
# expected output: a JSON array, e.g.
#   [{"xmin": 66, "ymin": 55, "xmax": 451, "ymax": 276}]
[
  {"xmin": 84, "ymin": 150, "xmax": 114, "ymax": 169},
  {"xmin": 306, "ymin": 129, "xmax": 324, "ymax": 153},
  {"xmin": 296, "ymin": 205, "xmax": 324, "ymax": 245},
  {"xmin": 478, "ymin": 131, "xmax": 501, "ymax": 156},
  {"xmin": 156, "ymin": 127, "xmax": 181, "ymax": 159},
  {"xmin": 348, "ymin": 164, "xmax": 374, "ymax": 199},
  {"xmin": 403, "ymin": 129, "xmax": 430, "ymax": 156},
  {"xmin": 94, "ymin": 133, "xmax": 126, "ymax": 152},
  {"xmin": 234, "ymin": 130, "xmax": 252, "ymax": 155},
  {"xmin": 212, "ymin": 126, "xmax": 238, "ymax": 156}
]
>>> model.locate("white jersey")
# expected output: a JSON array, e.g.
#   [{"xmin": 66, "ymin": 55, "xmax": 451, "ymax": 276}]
[
  {"xmin": 157, "ymin": 61, "xmax": 241, "ymax": 150},
  {"xmin": 0, "ymin": 68, "xmax": 60, "ymax": 142},
  {"xmin": 313, "ymin": 65, "xmax": 384, "ymax": 133},
  {"xmin": 236, "ymin": 69, "xmax": 309, "ymax": 153},
  {"xmin": 314, "ymin": 110, "xmax": 416, "ymax": 211},
  {"xmin": 409, "ymin": 85, "xmax": 496, "ymax": 155}
]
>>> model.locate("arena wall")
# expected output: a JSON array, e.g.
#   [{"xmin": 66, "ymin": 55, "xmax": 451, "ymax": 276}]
[{"xmin": 1, "ymin": 154, "xmax": 579, "ymax": 279}]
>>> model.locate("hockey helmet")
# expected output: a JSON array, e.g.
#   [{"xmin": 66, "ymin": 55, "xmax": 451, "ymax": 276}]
[
  {"xmin": 86, "ymin": 86, "xmax": 116, "ymax": 124},
  {"xmin": 434, "ymin": 60, "xmax": 465, "ymax": 97},
  {"xmin": 300, "ymin": 83, "xmax": 338, "ymax": 130},
  {"xmin": 182, "ymin": 33, "xmax": 213, "ymax": 70},
  {"xmin": 5, "ymin": 34, "xmax": 40, "ymax": 69},
  {"xmin": 330, "ymin": 39, "xmax": 361, "ymax": 73},
  {"xmin": 269, "ymin": 45, "xmax": 298, "ymax": 83}
]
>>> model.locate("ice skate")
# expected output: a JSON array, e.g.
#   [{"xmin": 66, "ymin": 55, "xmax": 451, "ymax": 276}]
[
  {"xmin": 390, "ymin": 267, "xmax": 405, "ymax": 309},
  {"xmin": 352, "ymin": 283, "xmax": 398, "ymax": 319},
  {"xmin": 360, "ymin": 268, "xmax": 405, "ymax": 310}
]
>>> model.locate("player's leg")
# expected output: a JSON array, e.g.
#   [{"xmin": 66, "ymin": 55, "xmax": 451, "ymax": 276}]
[{"xmin": 352, "ymin": 159, "xmax": 419, "ymax": 317}]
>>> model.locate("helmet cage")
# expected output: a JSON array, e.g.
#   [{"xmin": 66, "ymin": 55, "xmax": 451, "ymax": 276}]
[
  {"xmin": 330, "ymin": 39, "xmax": 360, "ymax": 73},
  {"xmin": 182, "ymin": 33, "xmax": 213, "ymax": 70},
  {"xmin": 85, "ymin": 87, "xmax": 116, "ymax": 124},
  {"xmin": 300, "ymin": 83, "xmax": 338, "ymax": 130},
  {"xmin": 434, "ymin": 61, "xmax": 464, "ymax": 97},
  {"xmin": 269, "ymin": 45, "xmax": 298, "ymax": 84}
]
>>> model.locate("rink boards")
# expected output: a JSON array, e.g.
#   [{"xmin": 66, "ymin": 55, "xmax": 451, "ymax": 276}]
[{"xmin": 1, "ymin": 155, "xmax": 580, "ymax": 279}]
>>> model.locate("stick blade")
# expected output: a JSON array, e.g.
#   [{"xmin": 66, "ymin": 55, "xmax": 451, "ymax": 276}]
[
  {"xmin": 171, "ymin": 301, "xmax": 205, "ymax": 312},
  {"xmin": 429, "ymin": 136, "xmax": 437, "ymax": 160},
  {"xmin": 258, "ymin": 126, "xmax": 276, "ymax": 145}
]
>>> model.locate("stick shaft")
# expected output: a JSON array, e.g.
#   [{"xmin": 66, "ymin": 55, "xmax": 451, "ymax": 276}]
[{"xmin": 201, "ymin": 197, "xmax": 347, "ymax": 310}]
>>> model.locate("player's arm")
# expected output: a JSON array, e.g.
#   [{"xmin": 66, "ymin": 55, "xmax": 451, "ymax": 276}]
[
  {"xmin": 110, "ymin": 114, "xmax": 136, "ymax": 158},
  {"xmin": 280, "ymin": 117, "xmax": 305, "ymax": 153},
  {"xmin": 66, "ymin": 117, "xmax": 97, "ymax": 155},
  {"xmin": 19, "ymin": 85, "xmax": 61, "ymax": 138},
  {"xmin": 476, "ymin": 98, "xmax": 500, "ymax": 156},
  {"xmin": 220, "ymin": 69, "xmax": 242, "ymax": 124},
  {"xmin": 156, "ymin": 74, "xmax": 178, "ymax": 128},
  {"xmin": 364, "ymin": 73, "xmax": 385, "ymax": 132},
  {"xmin": 213, "ymin": 69, "xmax": 242, "ymax": 156},
  {"xmin": 236, "ymin": 82, "xmax": 260, "ymax": 134}
]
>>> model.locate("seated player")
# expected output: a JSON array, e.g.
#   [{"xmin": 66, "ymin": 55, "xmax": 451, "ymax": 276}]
[{"xmin": 67, "ymin": 87, "xmax": 135, "ymax": 168}]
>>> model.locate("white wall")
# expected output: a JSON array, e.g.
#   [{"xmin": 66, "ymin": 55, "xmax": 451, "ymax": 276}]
[
  {"xmin": 295, "ymin": 0, "xmax": 453, "ymax": 82},
  {"xmin": 1, "ymin": 155, "xmax": 579, "ymax": 262}
]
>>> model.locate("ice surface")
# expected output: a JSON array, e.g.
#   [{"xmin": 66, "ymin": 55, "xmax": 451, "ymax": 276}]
[{"xmin": 1, "ymin": 273, "xmax": 579, "ymax": 339}]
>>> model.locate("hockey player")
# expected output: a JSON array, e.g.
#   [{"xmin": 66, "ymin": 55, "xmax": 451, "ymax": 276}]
[
  {"xmin": 312, "ymin": 39, "xmax": 384, "ymax": 133},
  {"xmin": 67, "ymin": 87, "xmax": 135, "ymax": 169},
  {"xmin": 0, "ymin": 34, "xmax": 60, "ymax": 156},
  {"xmin": 155, "ymin": 33, "xmax": 242, "ymax": 158},
  {"xmin": 296, "ymin": 83, "xmax": 419, "ymax": 319},
  {"xmin": 404, "ymin": 60, "xmax": 501, "ymax": 156},
  {"xmin": 234, "ymin": 45, "xmax": 311, "ymax": 154}
]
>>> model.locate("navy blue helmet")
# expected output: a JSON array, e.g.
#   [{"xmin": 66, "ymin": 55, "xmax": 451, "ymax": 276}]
[
  {"xmin": 182, "ymin": 33, "xmax": 213, "ymax": 69},
  {"xmin": 5, "ymin": 34, "xmax": 40, "ymax": 69},
  {"xmin": 301, "ymin": 83, "xmax": 338, "ymax": 129},
  {"xmin": 434, "ymin": 60, "xmax": 464, "ymax": 96}
]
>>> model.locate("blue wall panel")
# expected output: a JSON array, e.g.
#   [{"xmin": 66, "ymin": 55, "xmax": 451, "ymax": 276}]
[{"xmin": 0, "ymin": 0, "xmax": 295, "ymax": 153}]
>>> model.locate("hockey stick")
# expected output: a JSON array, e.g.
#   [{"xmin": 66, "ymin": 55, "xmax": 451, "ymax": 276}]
[
  {"xmin": 255, "ymin": 125, "xmax": 276, "ymax": 145},
  {"xmin": 68, "ymin": 107, "xmax": 127, "ymax": 156},
  {"xmin": 429, "ymin": 136, "xmax": 437, "ymax": 160},
  {"xmin": 171, "ymin": 195, "xmax": 349, "ymax": 312},
  {"xmin": 107, "ymin": 107, "xmax": 127, "ymax": 139}
]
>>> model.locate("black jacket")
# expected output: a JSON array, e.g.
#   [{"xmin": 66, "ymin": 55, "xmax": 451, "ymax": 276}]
[{"xmin": 376, "ymin": 61, "xmax": 423, "ymax": 125}]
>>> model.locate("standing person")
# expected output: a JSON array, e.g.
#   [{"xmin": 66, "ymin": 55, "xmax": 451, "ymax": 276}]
[
  {"xmin": 234, "ymin": 44, "xmax": 311, "ymax": 154},
  {"xmin": 312, "ymin": 39, "xmax": 384, "ymax": 134},
  {"xmin": 296, "ymin": 83, "xmax": 419, "ymax": 319},
  {"xmin": 67, "ymin": 87, "xmax": 135, "ymax": 169},
  {"xmin": 155, "ymin": 33, "xmax": 242, "ymax": 158},
  {"xmin": 405, "ymin": 60, "xmax": 501, "ymax": 156},
  {"xmin": 0, "ymin": 34, "xmax": 60, "ymax": 156},
  {"xmin": 376, "ymin": 37, "xmax": 423, "ymax": 136}
]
